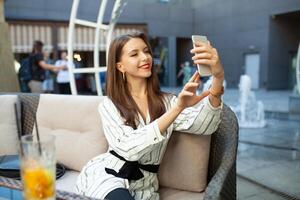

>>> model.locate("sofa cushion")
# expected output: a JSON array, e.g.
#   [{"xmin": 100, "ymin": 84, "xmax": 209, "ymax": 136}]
[
  {"xmin": 0, "ymin": 95, "xmax": 19, "ymax": 155},
  {"xmin": 159, "ymin": 187, "xmax": 204, "ymax": 200},
  {"xmin": 56, "ymin": 170, "xmax": 79, "ymax": 193},
  {"xmin": 36, "ymin": 94, "xmax": 108, "ymax": 171},
  {"xmin": 158, "ymin": 132, "xmax": 211, "ymax": 192}
]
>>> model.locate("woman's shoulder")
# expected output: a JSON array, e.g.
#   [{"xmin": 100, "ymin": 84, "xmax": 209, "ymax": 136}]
[
  {"xmin": 98, "ymin": 96, "xmax": 121, "ymax": 114},
  {"xmin": 99, "ymin": 96, "xmax": 114, "ymax": 108}
]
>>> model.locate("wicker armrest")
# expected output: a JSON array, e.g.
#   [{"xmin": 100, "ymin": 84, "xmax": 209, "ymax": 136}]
[{"xmin": 204, "ymin": 104, "xmax": 239, "ymax": 200}]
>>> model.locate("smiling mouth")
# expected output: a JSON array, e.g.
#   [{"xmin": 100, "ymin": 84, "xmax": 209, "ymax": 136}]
[{"xmin": 139, "ymin": 63, "xmax": 151, "ymax": 69}]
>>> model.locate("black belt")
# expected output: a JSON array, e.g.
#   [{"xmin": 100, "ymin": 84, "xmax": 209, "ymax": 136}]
[{"xmin": 105, "ymin": 150, "xmax": 160, "ymax": 181}]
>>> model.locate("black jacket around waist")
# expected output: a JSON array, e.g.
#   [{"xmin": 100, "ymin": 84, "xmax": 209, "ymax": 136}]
[{"xmin": 105, "ymin": 150, "xmax": 160, "ymax": 181}]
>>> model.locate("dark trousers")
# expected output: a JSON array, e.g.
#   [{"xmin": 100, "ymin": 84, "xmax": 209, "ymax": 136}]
[
  {"xmin": 105, "ymin": 188, "xmax": 134, "ymax": 200},
  {"xmin": 58, "ymin": 83, "xmax": 71, "ymax": 94}
]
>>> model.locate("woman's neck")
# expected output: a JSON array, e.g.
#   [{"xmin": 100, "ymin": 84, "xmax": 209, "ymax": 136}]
[
  {"xmin": 127, "ymin": 78, "xmax": 149, "ymax": 123},
  {"xmin": 127, "ymin": 78, "xmax": 148, "ymax": 98}
]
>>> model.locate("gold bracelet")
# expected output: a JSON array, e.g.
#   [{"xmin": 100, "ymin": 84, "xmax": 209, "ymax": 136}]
[{"xmin": 209, "ymin": 86, "xmax": 224, "ymax": 98}]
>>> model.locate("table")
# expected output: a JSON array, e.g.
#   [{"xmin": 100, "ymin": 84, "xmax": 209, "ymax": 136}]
[{"xmin": 0, "ymin": 176, "xmax": 92, "ymax": 200}]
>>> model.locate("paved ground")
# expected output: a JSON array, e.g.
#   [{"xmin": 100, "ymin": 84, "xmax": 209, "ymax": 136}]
[
  {"xmin": 237, "ymin": 177, "xmax": 287, "ymax": 200},
  {"xmin": 162, "ymin": 87, "xmax": 300, "ymax": 199},
  {"xmin": 238, "ymin": 118, "xmax": 300, "ymax": 199}
]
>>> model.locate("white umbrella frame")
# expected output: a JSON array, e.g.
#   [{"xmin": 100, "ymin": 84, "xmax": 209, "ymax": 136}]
[{"xmin": 67, "ymin": 0, "xmax": 125, "ymax": 95}]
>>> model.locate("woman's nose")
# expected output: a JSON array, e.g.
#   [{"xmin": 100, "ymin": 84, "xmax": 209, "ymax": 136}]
[{"xmin": 141, "ymin": 52, "xmax": 150, "ymax": 61}]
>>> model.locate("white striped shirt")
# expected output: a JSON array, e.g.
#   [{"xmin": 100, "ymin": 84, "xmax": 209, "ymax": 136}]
[{"xmin": 76, "ymin": 94, "xmax": 222, "ymax": 200}]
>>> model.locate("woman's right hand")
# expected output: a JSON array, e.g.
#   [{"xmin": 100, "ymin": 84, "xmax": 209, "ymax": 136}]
[
  {"xmin": 157, "ymin": 72, "xmax": 209, "ymax": 134},
  {"xmin": 176, "ymin": 72, "xmax": 210, "ymax": 110}
]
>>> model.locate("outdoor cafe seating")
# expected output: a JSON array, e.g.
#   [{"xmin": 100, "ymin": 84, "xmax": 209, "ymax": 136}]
[{"xmin": 0, "ymin": 93, "xmax": 238, "ymax": 200}]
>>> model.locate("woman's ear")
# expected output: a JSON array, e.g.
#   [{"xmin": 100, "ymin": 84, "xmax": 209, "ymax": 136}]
[{"xmin": 116, "ymin": 62, "xmax": 124, "ymax": 73}]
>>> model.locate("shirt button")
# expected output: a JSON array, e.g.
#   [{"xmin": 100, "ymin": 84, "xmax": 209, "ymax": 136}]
[{"xmin": 154, "ymin": 137, "xmax": 157, "ymax": 141}]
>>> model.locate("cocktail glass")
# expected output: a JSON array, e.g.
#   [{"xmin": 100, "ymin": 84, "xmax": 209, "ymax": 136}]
[{"xmin": 20, "ymin": 134, "xmax": 56, "ymax": 200}]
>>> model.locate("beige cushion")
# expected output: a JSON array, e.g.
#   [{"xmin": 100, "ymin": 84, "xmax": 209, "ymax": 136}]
[
  {"xmin": 158, "ymin": 132, "xmax": 211, "ymax": 192},
  {"xmin": 36, "ymin": 94, "xmax": 108, "ymax": 171},
  {"xmin": 159, "ymin": 187, "xmax": 204, "ymax": 200},
  {"xmin": 56, "ymin": 170, "xmax": 79, "ymax": 193},
  {"xmin": 0, "ymin": 95, "xmax": 19, "ymax": 155}
]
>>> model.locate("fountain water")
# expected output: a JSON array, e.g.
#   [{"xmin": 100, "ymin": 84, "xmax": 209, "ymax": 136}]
[
  {"xmin": 234, "ymin": 75, "xmax": 266, "ymax": 128},
  {"xmin": 288, "ymin": 42, "xmax": 300, "ymax": 117}
]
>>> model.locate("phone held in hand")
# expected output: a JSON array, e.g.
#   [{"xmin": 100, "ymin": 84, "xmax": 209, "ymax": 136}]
[{"xmin": 192, "ymin": 35, "xmax": 212, "ymax": 76}]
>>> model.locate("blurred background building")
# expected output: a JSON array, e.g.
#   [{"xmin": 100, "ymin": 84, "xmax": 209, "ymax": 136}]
[{"xmin": 4, "ymin": 0, "xmax": 300, "ymax": 90}]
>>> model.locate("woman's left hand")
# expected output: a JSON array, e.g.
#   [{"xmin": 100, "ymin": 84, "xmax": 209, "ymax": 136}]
[
  {"xmin": 176, "ymin": 72, "xmax": 210, "ymax": 110},
  {"xmin": 190, "ymin": 41, "xmax": 224, "ymax": 80}
]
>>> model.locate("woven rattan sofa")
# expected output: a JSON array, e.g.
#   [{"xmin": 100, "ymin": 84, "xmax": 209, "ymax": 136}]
[{"xmin": 0, "ymin": 93, "xmax": 238, "ymax": 200}]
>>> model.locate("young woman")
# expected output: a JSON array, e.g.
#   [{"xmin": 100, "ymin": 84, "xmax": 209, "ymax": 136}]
[{"xmin": 76, "ymin": 32, "xmax": 225, "ymax": 200}]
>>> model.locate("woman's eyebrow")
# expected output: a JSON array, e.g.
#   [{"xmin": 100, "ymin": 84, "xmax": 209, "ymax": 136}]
[
  {"xmin": 128, "ymin": 49, "xmax": 138, "ymax": 54},
  {"xmin": 128, "ymin": 46, "xmax": 148, "ymax": 54}
]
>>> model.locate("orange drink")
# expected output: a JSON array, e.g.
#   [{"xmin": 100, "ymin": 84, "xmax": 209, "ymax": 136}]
[{"xmin": 20, "ymin": 135, "xmax": 56, "ymax": 200}]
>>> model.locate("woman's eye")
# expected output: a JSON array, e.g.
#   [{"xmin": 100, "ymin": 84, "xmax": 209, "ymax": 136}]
[{"xmin": 130, "ymin": 53, "xmax": 137, "ymax": 57}]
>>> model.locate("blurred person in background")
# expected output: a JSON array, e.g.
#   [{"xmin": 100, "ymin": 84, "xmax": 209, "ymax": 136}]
[
  {"xmin": 182, "ymin": 61, "xmax": 192, "ymax": 85},
  {"xmin": 42, "ymin": 50, "xmax": 55, "ymax": 93},
  {"xmin": 55, "ymin": 51, "xmax": 73, "ymax": 94},
  {"xmin": 28, "ymin": 40, "xmax": 64, "ymax": 93},
  {"xmin": 176, "ymin": 62, "xmax": 184, "ymax": 86}
]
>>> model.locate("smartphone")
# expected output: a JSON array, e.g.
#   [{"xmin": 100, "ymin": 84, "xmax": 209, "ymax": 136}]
[{"xmin": 192, "ymin": 35, "xmax": 212, "ymax": 76}]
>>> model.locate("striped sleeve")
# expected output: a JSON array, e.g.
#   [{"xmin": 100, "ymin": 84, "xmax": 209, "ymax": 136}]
[
  {"xmin": 98, "ymin": 98, "xmax": 165, "ymax": 161},
  {"xmin": 171, "ymin": 95, "xmax": 223, "ymax": 135}
]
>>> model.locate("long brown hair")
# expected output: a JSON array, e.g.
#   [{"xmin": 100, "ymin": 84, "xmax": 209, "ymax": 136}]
[{"xmin": 106, "ymin": 32, "xmax": 166, "ymax": 129}]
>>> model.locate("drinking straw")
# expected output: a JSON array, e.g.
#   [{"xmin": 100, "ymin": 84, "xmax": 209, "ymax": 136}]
[
  {"xmin": 14, "ymin": 102, "xmax": 23, "ymax": 156},
  {"xmin": 34, "ymin": 111, "xmax": 42, "ymax": 155}
]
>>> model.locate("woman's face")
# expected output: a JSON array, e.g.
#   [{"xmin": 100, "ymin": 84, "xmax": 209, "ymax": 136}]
[{"xmin": 117, "ymin": 37, "xmax": 153, "ymax": 81}]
